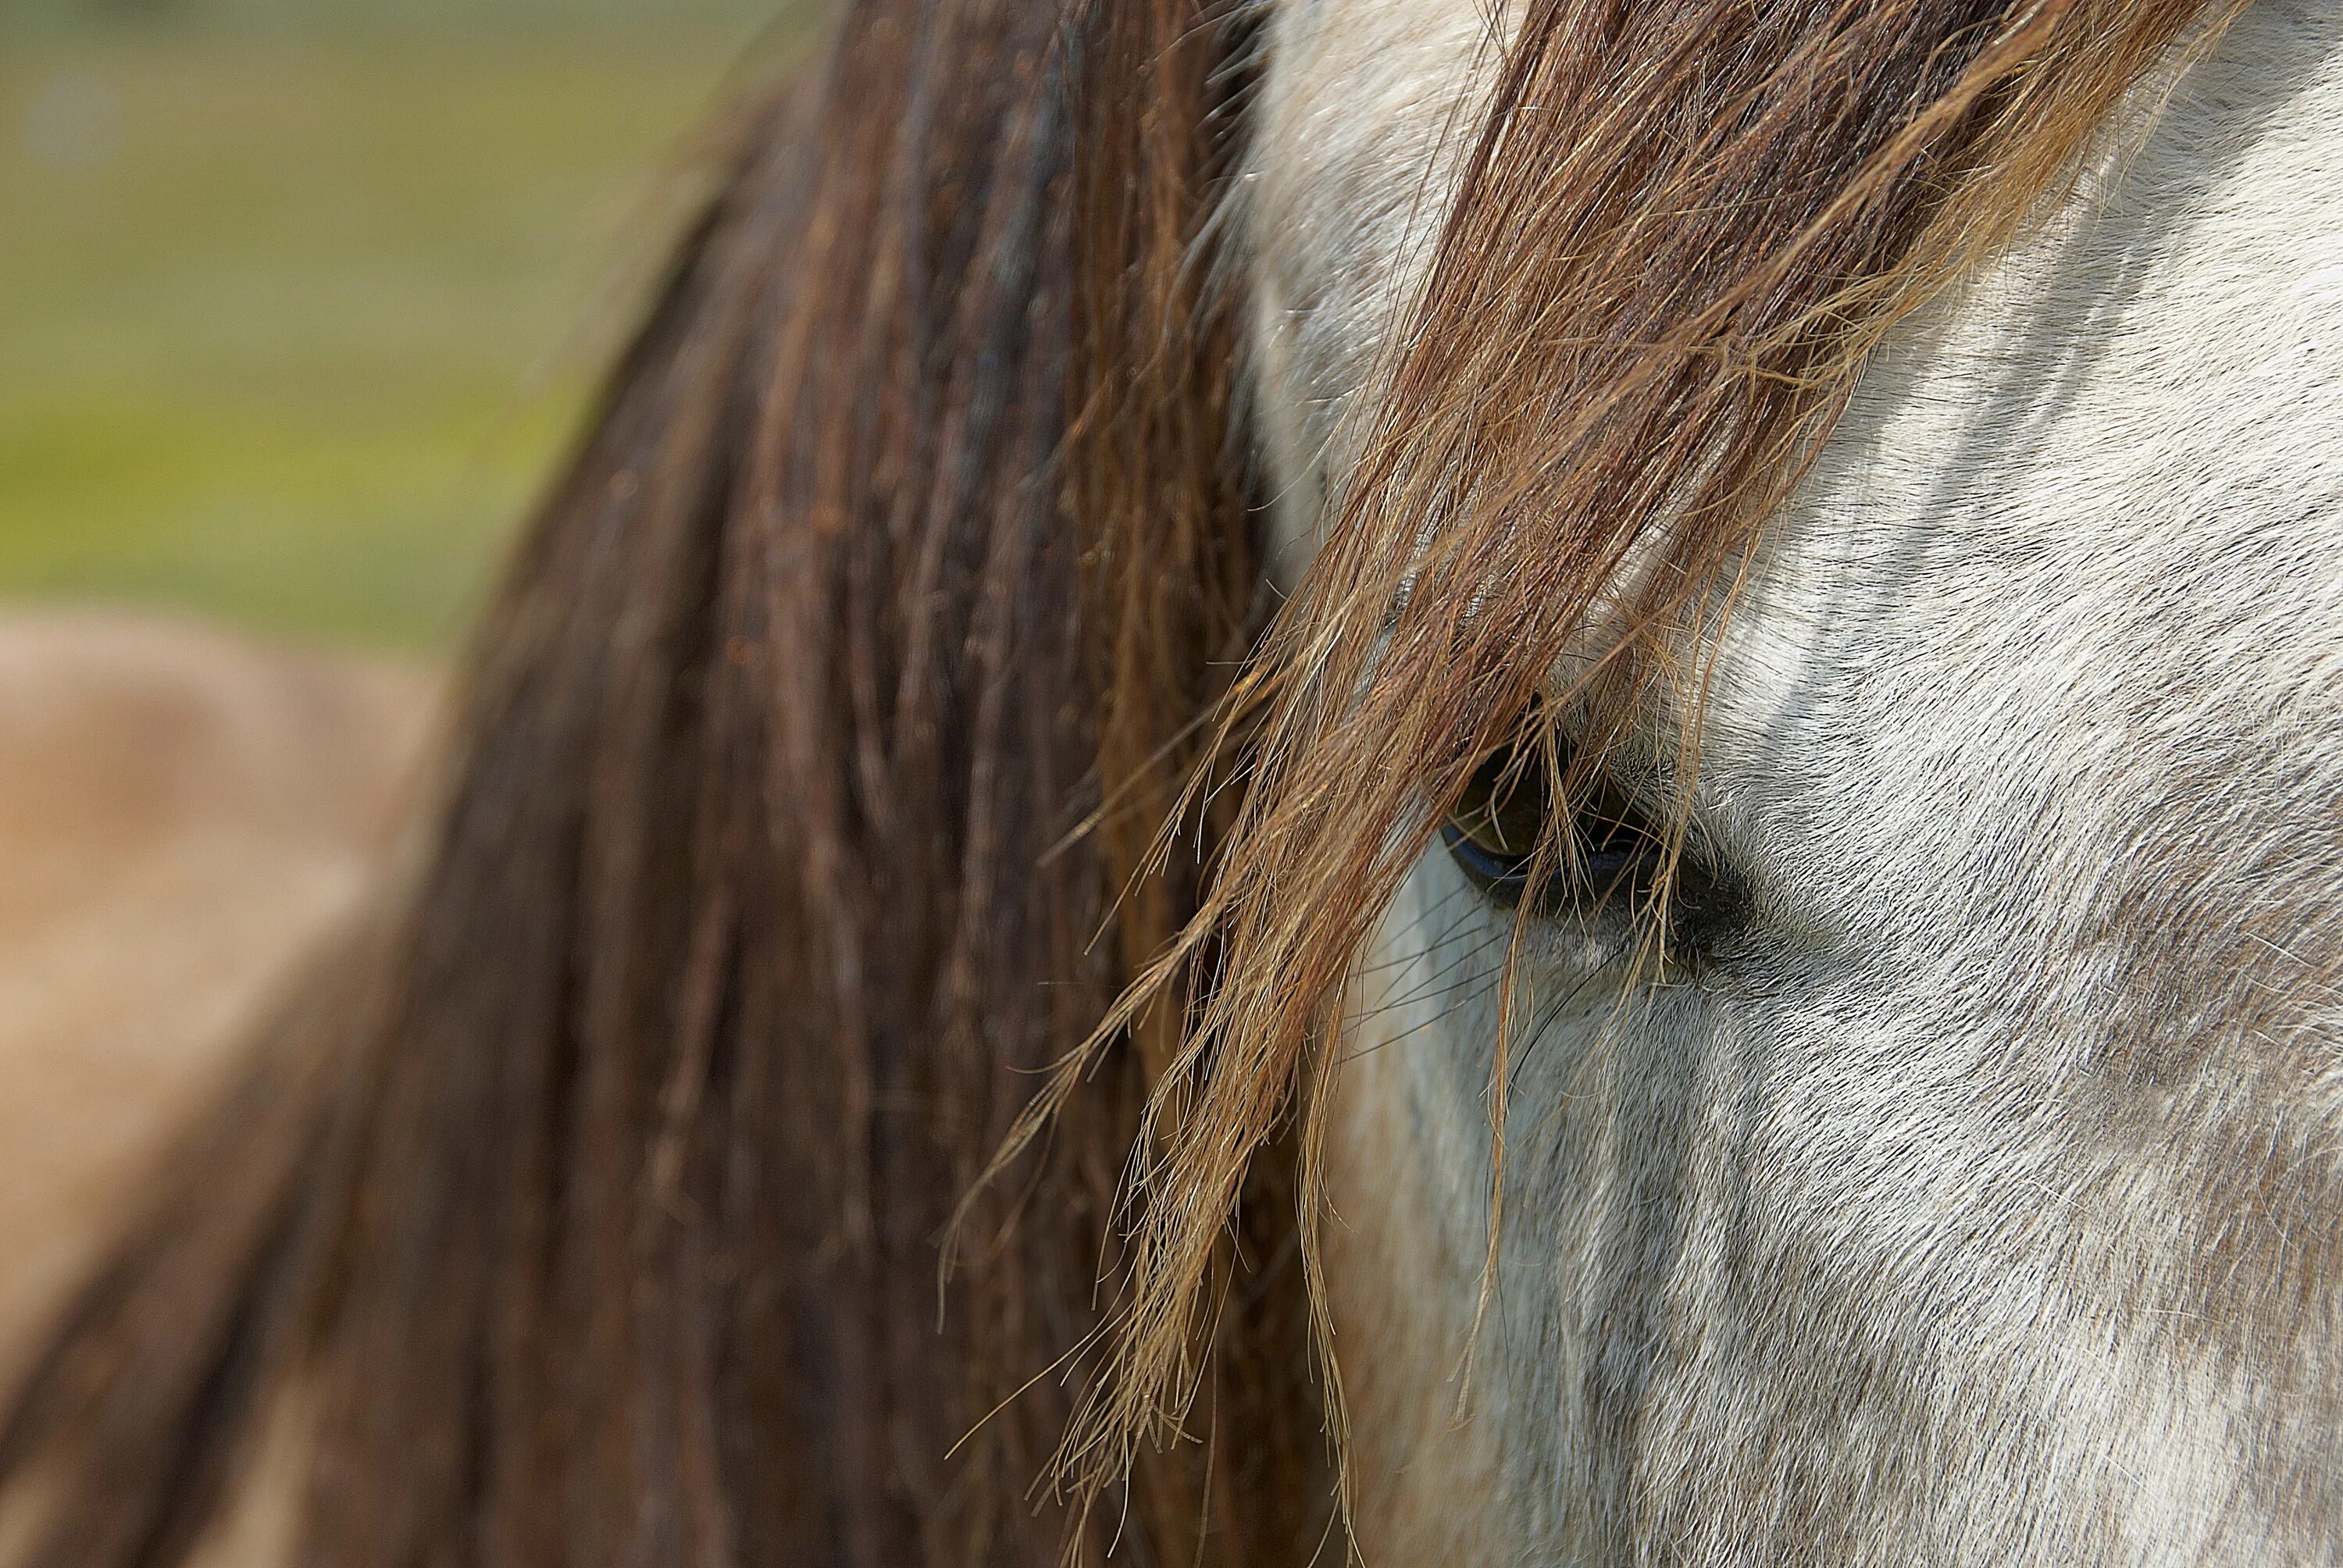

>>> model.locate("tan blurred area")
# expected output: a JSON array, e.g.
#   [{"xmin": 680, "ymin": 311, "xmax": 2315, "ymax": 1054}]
[{"xmin": 0, "ymin": 612, "xmax": 436, "ymax": 1370}]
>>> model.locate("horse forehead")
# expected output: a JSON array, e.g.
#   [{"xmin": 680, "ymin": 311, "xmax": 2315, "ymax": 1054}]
[
  {"xmin": 1245, "ymin": 0, "xmax": 1499, "ymax": 585},
  {"xmin": 1254, "ymin": 0, "xmax": 2343, "ymax": 838},
  {"xmin": 1702, "ymin": 2, "xmax": 2343, "ymax": 896},
  {"xmin": 1247, "ymin": 0, "xmax": 1492, "ymax": 300}
]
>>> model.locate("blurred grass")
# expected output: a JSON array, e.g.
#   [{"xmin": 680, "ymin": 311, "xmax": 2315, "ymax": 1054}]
[{"xmin": 0, "ymin": 12, "xmax": 792, "ymax": 649}]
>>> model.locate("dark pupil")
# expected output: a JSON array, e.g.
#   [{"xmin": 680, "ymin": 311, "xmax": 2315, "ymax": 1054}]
[
  {"xmin": 1445, "ymin": 732, "xmax": 1665, "ymax": 903},
  {"xmin": 1453, "ymin": 750, "xmax": 1548, "ymax": 861}
]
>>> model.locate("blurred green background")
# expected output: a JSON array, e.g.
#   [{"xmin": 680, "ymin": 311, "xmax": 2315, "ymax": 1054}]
[{"xmin": 2, "ymin": 0, "xmax": 797, "ymax": 650}]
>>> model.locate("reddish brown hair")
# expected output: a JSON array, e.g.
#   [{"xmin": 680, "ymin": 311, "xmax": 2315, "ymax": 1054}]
[{"xmin": 0, "ymin": 0, "xmax": 2234, "ymax": 1563}]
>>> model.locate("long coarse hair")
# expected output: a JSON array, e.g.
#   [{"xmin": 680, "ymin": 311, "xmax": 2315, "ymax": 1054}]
[{"xmin": 0, "ymin": 0, "xmax": 2234, "ymax": 1563}]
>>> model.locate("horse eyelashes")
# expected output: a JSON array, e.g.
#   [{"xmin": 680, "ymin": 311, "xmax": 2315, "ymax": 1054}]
[{"xmin": 1439, "ymin": 728, "xmax": 1671, "ymax": 917}]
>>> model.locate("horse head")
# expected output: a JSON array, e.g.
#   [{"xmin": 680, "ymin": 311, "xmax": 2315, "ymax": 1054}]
[{"xmin": 3, "ymin": 3, "xmax": 2337, "ymax": 1565}]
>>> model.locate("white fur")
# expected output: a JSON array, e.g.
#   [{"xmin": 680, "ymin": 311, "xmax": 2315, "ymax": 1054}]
[{"xmin": 1245, "ymin": 3, "xmax": 2343, "ymax": 1562}]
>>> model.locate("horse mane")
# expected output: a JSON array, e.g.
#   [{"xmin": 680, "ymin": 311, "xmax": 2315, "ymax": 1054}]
[
  {"xmin": 0, "ymin": 0, "xmax": 1311, "ymax": 1561},
  {"xmin": 0, "ymin": 0, "xmax": 2238, "ymax": 1564}
]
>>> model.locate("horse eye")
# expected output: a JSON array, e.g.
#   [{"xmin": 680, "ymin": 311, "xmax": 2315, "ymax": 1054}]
[{"xmin": 1439, "ymin": 732, "xmax": 1667, "ymax": 914}]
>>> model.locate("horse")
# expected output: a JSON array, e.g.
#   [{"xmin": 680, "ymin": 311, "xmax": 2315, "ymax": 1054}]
[{"xmin": 2, "ymin": 0, "xmax": 2338, "ymax": 1562}]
